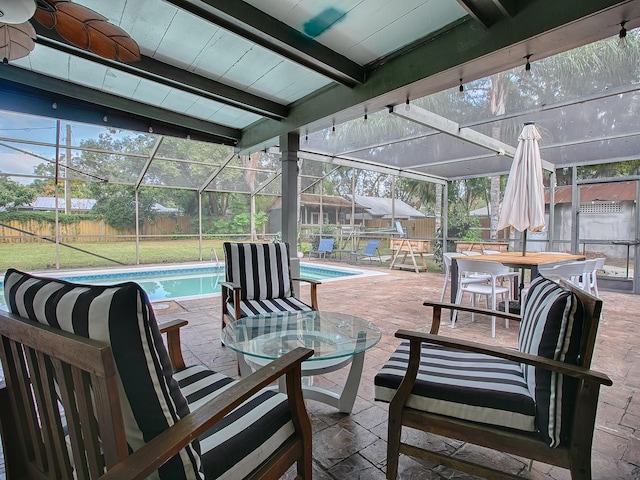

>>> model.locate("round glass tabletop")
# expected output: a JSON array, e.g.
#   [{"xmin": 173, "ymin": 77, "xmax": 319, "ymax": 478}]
[{"xmin": 222, "ymin": 311, "xmax": 381, "ymax": 362}]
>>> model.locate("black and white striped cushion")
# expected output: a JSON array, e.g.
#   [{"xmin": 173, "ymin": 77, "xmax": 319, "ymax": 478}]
[
  {"xmin": 3, "ymin": 269, "xmax": 203, "ymax": 480},
  {"xmin": 225, "ymin": 297, "xmax": 313, "ymax": 320},
  {"xmin": 374, "ymin": 341, "xmax": 536, "ymax": 431},
  {"xmin": 224, "ymin": 242, "xmax": 294, "ymax": 301},
  {"xmin": 174, "ymin": 365, "xmax": 295, "ymax": 480},
  {"xmin": 519, "ymin": 275, "xmax": 583, "ymax": 447}
]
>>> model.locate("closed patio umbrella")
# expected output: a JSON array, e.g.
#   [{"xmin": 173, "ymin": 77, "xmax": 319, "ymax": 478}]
[{"xmin": 497, "ymin": 122, "xmax": 545, "ymax": 256}]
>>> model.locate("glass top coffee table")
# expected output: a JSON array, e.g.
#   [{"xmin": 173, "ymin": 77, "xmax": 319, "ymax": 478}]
[{"xmin": 222, "ymin": 310, "xmax": 381, "ymax": 413}]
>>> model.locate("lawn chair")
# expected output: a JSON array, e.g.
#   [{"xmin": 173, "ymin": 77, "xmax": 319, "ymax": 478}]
[
  {"xmin": 0, "ymin": 268, "xmax": 313, "ymax": 479},
  {"xmin": 308, "ymin": 238, "xmax": 335, "ymax": 260},
  {"xmin": 375, "ymin": 275, "xmax": 611, "ymax": 480},
  {"xmin": 350, "ymin": 239, "xmax": 382, "ymax": 265},
  {"xmin": 221, "ymin": 242, "xmax": 320, "ymax": 334}
]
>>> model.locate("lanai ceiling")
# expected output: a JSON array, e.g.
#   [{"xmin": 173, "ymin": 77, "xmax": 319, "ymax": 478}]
[{"xmin": 1, "ymin": 0, "xmax": 639, "ymax": 181}]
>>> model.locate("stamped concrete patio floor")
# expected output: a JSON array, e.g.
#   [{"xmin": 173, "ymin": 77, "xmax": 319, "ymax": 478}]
[{"xmin": 148, "ymin": 263, "xmax": 640, "ymax": 480}]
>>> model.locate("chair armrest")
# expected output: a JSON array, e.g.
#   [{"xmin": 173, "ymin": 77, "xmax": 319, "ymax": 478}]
[
  {"xmin": 159, "ymin": 319, "xmax": 188, "ymax": 371},
  {"xmin": 423, "ymin": 300, "xmax": 522, "ymax": 334},
  {"xmin": 98, "ymin": 347, "xmax": 314, "ymax": 480},
  {"xmin": 292, "ymin": 278, "xmax": 321, "ymax": 310},
  {"xmin": 220, "ymin": 282, "xmax": 242, "ymax": 321},
  {"xmin": 395, "ymin": 329, "xmax": 612, "ymax": 386},
  {"xmin": 220, "ymin": 281, "xmax": 240, "ymax": 291}
]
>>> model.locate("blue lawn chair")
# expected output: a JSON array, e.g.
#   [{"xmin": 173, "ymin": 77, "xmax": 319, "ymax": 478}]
[
  {"xmin": 351, "ymin": 240, "xmax": 382, "ymax": 265},
  {"xmin": 309, "ymin": 238, "xmax": 335, "ymax": 259}
]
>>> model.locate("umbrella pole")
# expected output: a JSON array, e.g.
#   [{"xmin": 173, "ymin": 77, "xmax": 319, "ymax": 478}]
[{"xmin": 522, "ymin": 229, "xmax": 528, "ymax": 256}]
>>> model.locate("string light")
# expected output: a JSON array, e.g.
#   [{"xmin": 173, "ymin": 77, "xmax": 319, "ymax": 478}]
[
  {"xmin": 405, "ymin": 97, "xmax": 410, "ymax": 111},
  {"xmin": 458, "ymin": 79, "xmax": 464, "ymax": 99},
  {"xmin": 618, "ymin": 21, "xmax": 627, "ymax": 48},
  {"xmin": 524, "ymin": 54, "xmax": 532, "ymax": 76}
]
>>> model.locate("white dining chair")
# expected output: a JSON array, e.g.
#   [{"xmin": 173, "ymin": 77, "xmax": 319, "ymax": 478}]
[
  {"xmin": 440, "ymin": 252, "xmax": 488, "ymax": 302},
  {"xmin": 540, "ymin": 261, "xmax": 587, "ymax": 288},
  {"xmin": 453, "ymin": 259, "xmax": 515, "ymax": 338},
  {"xmin": 589, "ymin": 257, "xmax": 606, "ymax": 297}
]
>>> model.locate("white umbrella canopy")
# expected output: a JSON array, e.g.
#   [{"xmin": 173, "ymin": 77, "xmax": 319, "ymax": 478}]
[{"xmin": 498, "ymin": 122, "xmax": 546, "ymax": 255}]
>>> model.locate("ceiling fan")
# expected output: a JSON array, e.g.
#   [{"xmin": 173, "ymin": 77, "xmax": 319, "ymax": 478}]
[{"xmin": 0, "ymin": 0, "xmax": 140, "ymax": 64}]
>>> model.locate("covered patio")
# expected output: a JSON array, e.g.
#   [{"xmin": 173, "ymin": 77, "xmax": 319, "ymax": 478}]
[
  {"xmin": 1, "ymin": 1, "xmax": 640, "ymax": 478},
  {"xmin": 148, "ymin": 264, "xmax": 639, "ymax": 479}
]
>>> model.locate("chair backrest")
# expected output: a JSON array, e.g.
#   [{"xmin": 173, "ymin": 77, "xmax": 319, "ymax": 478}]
[
  {"xmin": 224, "ymin": 242, "xmax": 294, "ymax": 301},
  {"xmin": 456, "ymin": 258, "xmax": 508, "ymax": 280},
  {"xmin": 518, "ymin": 275, "xmax": 603, "ymax": 447},
  {"xmin": 318, "ymin": 238, "xmax": 334, "ymax": 252},
  {"xmin": 395, "ymin": 221, "xmax": 405, "ymax": 237},
  {"xmin": 442, "ymin": 252, "xmax": 464, "ymax": 277},
  {"xmin": 593, "ymin": 257, "xmax": 606, "ymax": 270},
  {"xmin": 364, "ymin": 240, "xmax": 379, "ymax": 255},
  {"xmin": 2, "ymin": 269, "xmax": 202, "ymax": 479},
  {"xmin": 541, "ymin": 261, "xmax": 586, "ymax": 285}
]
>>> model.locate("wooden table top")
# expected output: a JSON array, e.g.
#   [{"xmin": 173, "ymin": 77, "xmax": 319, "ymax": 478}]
[{"xmin": 459, "ymin": 251, "xmax": 586, "ymax": 266}]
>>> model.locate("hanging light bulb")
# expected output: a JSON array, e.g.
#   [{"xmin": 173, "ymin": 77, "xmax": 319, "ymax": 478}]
[
  {"xmin": 405, "ymin": 98, "xmax": 410, "ymax": 111},
  {"xmin": 363, "ymin": 112, "xmax": 368, "ymax": 124},
  {"xmin": 331, "ymin": 123, "xmax": 336, "ymax": 137},
  {"xmin": 524, "ymin": 54, "xmax": 532, "ymax": 76},
  {"xmin": 458, "ymin": 79, "xmax": 464, "ymax": 99},
  {"xmin": 618, "ymin": 21, "xmax": 627, "ymax": 48},
  {"xmin": 305, "ymin": 132, "xmax": 308, "ymax": 143}
]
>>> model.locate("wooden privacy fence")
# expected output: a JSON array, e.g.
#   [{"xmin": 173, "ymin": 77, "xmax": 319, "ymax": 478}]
[{"xmin": 0, "ymin": 216, "xmax": 194, "ymax": 243}]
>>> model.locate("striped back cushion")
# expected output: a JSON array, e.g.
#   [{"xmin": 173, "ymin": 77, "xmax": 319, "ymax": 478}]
[
  {"xmin": 519, "ymin": 275, "xmax": 583, "ymax": 448},
  {"xmin": 3, "ymin": 269, "xmax": 203, "ymax": 480},
  {"xmin": 223, "ymin": 242, "xmax": 294, "ymax": 301}
]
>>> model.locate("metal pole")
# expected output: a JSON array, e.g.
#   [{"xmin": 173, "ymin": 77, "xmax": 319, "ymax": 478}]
[
  {"xmin": 135, "ymin": 189, "xmax": 140, "ymax": 265},
  {"xmin": 54, "ymin": 120, "xmax": 61, "ymax": 269},
  {"xmin": 634, "ymin": 180, "xmax": 640, "ymax": 294},
  {"xmin": 198, "ymin": 193, "xmax": 203, "ymax": 261},
  {"xmin": 571, "ymin": 166, "xmax": 579, "ymax": 254},
  {"xmin": 549, "ymin": 171, "xmax": 556, "ymax": 252}
]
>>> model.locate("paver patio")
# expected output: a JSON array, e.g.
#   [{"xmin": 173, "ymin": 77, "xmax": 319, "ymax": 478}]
[
  {"xmin": 156, "ymin": 263, "xmax": 639, "ymax": 480},
  {"xmin": 1, "ymin": 263, "xmax": 638, "ymax": 479}
]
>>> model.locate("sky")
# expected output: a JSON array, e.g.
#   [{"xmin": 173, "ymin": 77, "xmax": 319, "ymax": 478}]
[{"xmin": 0, "ymin": 109, "xmax": 139, "ymax": 185}]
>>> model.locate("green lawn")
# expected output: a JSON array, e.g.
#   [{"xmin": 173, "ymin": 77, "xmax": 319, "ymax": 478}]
[{"xmin": 0, "ymin": 240, "xmax": 232, "ymax": 272}]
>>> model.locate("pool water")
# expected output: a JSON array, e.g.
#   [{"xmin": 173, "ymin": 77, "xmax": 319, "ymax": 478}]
[{"xmin": 0, "ymin": 263, "xmax": 367, "ymax": 307}]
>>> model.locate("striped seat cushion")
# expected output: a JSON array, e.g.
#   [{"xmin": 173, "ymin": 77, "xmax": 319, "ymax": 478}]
[
  {"xmin": 225, "ymin": 297, "xmax": 313, "ymax": 320},
  {"xmin": 175, "ymin": 365, "xmax": 295, "ymax": 480},
  {"xmin": 519, "ymin": 275, "xmax": 584, "ymax": 447},
  {"xmin": 3, "ymin": 269, "xmax": 203, "ymax": 480},
  {"xmin": 374, "ymin": 341, "xmax": 536, "ymax": 432}
]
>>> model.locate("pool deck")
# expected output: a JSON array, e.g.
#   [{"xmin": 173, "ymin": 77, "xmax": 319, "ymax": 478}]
[
  {"xmin": 1, "ymin": 263, "xmax": 638, "ymax": 479},
  {"xmin": 150, "ymin": 262, "xmax": 639, "ymax": 480}
]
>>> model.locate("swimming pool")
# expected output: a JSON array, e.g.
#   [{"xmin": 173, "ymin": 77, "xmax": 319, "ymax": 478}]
[{"xmin": 0, "ymin": 263, "xmax": 380, "ymax": 307}]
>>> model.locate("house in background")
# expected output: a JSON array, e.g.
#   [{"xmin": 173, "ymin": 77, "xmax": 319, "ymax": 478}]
[
  {"xmin": 345, "ymin": 195, "xmax": 425, "ymax": 221},
  {"xmin": 267, "ymin": 194, "xmax": 369, "ymax": 233},
  {"xmin": 20, "ymin": 197, "xmax": 179, "ymax": 215},
  {"xmin": 25, "ymin": 197, "xmax": 97, "ymax": 213},
  {"xmin": 546, "ymin": 182, "xmax": 637, "ymax": 259}
]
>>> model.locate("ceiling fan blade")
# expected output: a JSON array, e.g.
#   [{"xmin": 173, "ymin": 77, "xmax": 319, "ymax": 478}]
[
  {"xmin": 33, "ymin": 0, "xmax": 140, "ymax": 62},
  {"xmin": 0, "ymin": 21, "xmax": 36, "ymax": 62}
]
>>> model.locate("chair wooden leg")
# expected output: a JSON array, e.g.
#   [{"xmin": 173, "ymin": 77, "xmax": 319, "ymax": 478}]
[{"xmin": 386, "ymin": 416, "xmax": 402, "ymax": 480}]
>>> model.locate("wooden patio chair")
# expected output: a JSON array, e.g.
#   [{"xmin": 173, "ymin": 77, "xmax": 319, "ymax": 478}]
[
  {"xmin": 375, "ymin": 275, "xmax": 612, "ymax": 480},
  {"xmin": 221, "ymin": 242, "xmax": 320, "ymax": 334},
  {"xmin": 0, "ymin": 268, "xmax": 313, "ymax": 480}
]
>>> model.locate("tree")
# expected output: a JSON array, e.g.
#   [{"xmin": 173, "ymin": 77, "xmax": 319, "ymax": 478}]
[{"xmin": 0, "ymin": 178, "xmax": 36, "ymax": 210}]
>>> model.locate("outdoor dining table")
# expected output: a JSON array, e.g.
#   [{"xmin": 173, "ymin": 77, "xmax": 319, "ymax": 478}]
[{"xmin": 449, "ymin": 251, "xmax": 586, "ymax": 315}]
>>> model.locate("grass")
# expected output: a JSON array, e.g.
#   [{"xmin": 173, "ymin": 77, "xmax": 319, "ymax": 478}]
[{"xmin": 0, "ymin": 240, "xmax": 232, "ymax": 272}]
